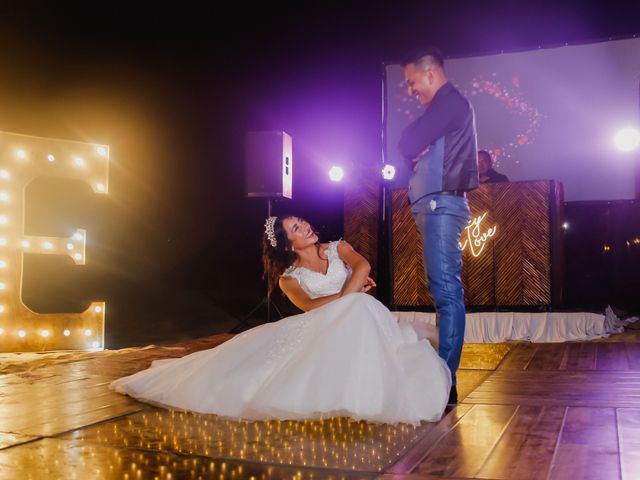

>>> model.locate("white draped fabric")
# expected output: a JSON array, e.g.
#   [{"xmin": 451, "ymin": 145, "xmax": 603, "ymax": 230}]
[{"xmin": 394, "ymin": 306, "xmax": 631, "ymax": 344}]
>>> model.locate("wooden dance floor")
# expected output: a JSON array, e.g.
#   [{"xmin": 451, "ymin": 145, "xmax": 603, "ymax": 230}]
[{"xmin": 1, "ymin": 333, "xmax": 639, "ymax": 479}]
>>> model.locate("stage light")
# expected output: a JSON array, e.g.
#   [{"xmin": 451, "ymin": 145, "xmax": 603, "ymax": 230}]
[
  {"xmin": 73, "ymin": 232, "xmax": 84, "ymax": 241},
  {"xmin": 0, "ymin": 261, "xmax": 7, "ymax": 268},
  {"xmin": 96, "ymin": 183, "xmax": 106, "ymax": 192},
  {"xmin": 84, "ymin": 329, "xmax": 92, "ymax": 336},
  {"xmin": 47, "ymin": 154, "xmax": 55, "ymax": 162},
  {"xmin": 614, "ymin": 128, "xmax": 640, "ymax": 152},
  {"xmin": 0, "ymin": 283, "xmax": 6, "ymax": 290},
  {"xmin": 20, "ymin": 240, "xmax": 30, "ymax": 248},
  {"xmin": 381, "ymin": 165, "xmax": 396, "ymax": 181},
  {"xmin": 16, "ymin": 150, "xmax": 27, "ymax": 159},
  {"xmin": 0, "ymin": 238, "xmax": 6, "ymax": 246},
  {"xmin": 66, "ymin": 243, "xmax": 74, "ymax": 250},
  {"xmin": 74, "ymin": 253, "xmax": 82, "ymax": 261},
  {"xmin": 0, "ymin": 193, "xmax": 8, "ymax": 201},
  {"xmin": 94, "ymin": 306, "xmax": 103, "ymax": 313},
  {"xmin": 42, "ymin": 241, "xmax": 54, "ymax": 250},
  {"xmin": 96, "ymin": 147, "xmax": 107, "ymax": 157},
  {"xmin": 328, "ymin": 166, "xmax": 344, "ymax": 182},
  {"xmin": 91, "ymin": 341, "xmax": 100, "ymax": 349},
  {"xmin": 0, "ymin": 306, "xmax": 5, "ymax": 313},
  {"xmin": 40, "ymin": 330, "xmax": 49, "ymax": 337},
  {"xmin": 74, "ymin": 157, "xmax": 85, "ymax": 167},
  {"xmin": 0, "ymin": 216, "xmax": 8, "ymax": 225},
  {"xmin": 0, "ymin": 170, "xmax": 9, "ymax": 179},
  {"xmin": 0, "ymin": 328, "xmax": 4, "ymax": 335},
  {"xmin": 562, "ymin": 222, "xmax": 569, "ymax": 230},
  {"xmin": 18, "ymin": 330, "xmax": 26, "ymax": 338},
  {"xmin": 63, "ymin": 329, "xmax": 71, "ymax": 337}
]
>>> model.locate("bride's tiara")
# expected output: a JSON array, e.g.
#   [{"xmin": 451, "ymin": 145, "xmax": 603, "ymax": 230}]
[{"xmin": 265, "ymin": 216, "xmax": 277, "ymax": 247}]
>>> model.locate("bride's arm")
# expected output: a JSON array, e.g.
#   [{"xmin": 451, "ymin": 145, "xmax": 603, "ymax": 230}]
[
  {"xmin": 279, "ymin": 276, "xmax": 342, "ymax": 312},
  {"xmin": 336, "ymin": 241, "xmax": 371, "ymax": 296}
]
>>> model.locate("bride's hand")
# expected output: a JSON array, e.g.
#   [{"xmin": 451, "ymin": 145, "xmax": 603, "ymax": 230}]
[{"xmin": 361, "ymin": 277, "xmax": 377, "ymax": 292}]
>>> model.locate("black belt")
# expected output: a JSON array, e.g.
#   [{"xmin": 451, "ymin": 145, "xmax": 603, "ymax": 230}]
[{"xmin": 437, "ymin": 190, "xmax": 467, "ymax": 198}]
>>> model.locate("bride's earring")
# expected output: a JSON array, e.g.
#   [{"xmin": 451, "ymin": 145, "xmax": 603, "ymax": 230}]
[{"xmin": 291, "ymin": 246, "xmax": 295, "ymax": 252}]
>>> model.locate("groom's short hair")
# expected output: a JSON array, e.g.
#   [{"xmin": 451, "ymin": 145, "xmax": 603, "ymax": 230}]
[{"xmin": 402, "ymin": 47, "xmax": 445, "ymax": 70}]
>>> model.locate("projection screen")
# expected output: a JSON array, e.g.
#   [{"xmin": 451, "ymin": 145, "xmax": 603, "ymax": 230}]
[{"xmin": 385, "ymin": 37, "xmax": 640, "ymax": 201}]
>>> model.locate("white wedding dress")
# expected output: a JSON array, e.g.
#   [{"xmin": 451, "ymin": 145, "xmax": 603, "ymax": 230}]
[{"xmin": 111, "ymin": 241, "xmax": 451, "ymax": 425}]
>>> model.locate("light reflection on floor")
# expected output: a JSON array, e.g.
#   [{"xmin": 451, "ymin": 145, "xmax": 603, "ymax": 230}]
[
  {"xmin": 0, "ymin": 437, "xmax": 376, "ymax": 480},
  {"xmin": 65, "ymin": 411, "xmax": 427, "ymax": 472},
  {"xmin": 0, "ymin": 337, "xmax": 513, "ymax": 479}
]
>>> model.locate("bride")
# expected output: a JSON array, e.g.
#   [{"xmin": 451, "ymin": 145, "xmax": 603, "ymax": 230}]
[{"xmin": 110, "ymin": 215, "xmax": 451, "ymax": 425}]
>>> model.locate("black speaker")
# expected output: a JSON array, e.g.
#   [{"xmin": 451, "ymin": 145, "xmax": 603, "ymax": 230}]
[{"xmin": 245, "ymin": 131, "xmax": 292, "ymax": 199}]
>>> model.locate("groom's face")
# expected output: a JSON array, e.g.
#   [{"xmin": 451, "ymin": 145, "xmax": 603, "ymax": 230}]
[
  {"xmin": 404, "ymin": 63, "xmax": 436, "ymax": 105},
  {"xmin": 283, "ymin": 216, "xmax": 318, "ymax": 250}
]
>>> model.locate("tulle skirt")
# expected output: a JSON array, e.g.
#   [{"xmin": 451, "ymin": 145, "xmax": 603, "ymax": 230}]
[{"xmin": 110, "ymin": 292, "xmax": 451, "ymax": 425}]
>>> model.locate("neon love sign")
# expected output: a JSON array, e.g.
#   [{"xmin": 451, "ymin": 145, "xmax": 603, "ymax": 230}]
[{"xmin": 459, "ymin": 212, "xmax": 497, "ymax": 257}]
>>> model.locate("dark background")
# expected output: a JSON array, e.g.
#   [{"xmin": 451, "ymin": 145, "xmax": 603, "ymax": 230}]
[{"xmin": 1, "ymin": 2, "xmax": 638, "ymax": 347}]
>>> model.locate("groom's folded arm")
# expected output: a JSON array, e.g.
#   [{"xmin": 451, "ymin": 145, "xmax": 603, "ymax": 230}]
[{"xmin": 398, "ymin": 94, "xmax": 468, "ymax": 167}]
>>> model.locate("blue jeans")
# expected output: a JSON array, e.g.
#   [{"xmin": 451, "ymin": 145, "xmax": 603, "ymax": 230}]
[{"xmin": 411, "ymin": 194, "xmax": 471, "ymax": 385}]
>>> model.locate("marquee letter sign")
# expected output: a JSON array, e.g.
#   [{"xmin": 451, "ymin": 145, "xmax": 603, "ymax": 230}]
[{"xmin": 0, "ymin": 131, "xmax": 108, "ymax": 352}]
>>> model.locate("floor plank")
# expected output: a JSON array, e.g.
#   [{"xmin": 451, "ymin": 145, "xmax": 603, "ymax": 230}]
[
  {"xmin": 412, "ymin": 405, "xmax": 518, "ymax": 478},
  {"xmin": 476, "ymin": 405, "xmax": 566, "ymax": 479},
  {"xmin": 526, "ymin": 344, "xmax": 567, "ymax": 371},
  {"xmin": 564, "ymin": 343, "xmax": 597, "ymax": 371},
  {"xmin": 548, "ymin": 407, "xmax": 620, "ymax": 480},
  {"xmin": 0, "ymin": 432, "xmax": 37, "ymax": 450},
  {"xmin": 386, "ymin": 405, "xmax": 474, "ymax": 474},
  {"xmin": 464, "ymin": 370, "xmax": 640, "ymax": 408},
  {"xmin": 497, "ymin": 344, "xmax": 539, "ymax": 371},
  {"xmin": 596, "ymin": 343, "xmax": 630, "ymax": 371},
  {"xmin": 625, "ymin": 343, "xmax": 640, "ymax": 371},
  {"xmin": 617, "ymin": 408, "xmax": 640, "ymax": 480}
]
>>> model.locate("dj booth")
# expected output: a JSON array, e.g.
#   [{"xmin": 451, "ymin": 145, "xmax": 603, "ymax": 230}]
[{"xmin": 345, "ymin": 179, "xmax": 564, "ymax": 308}]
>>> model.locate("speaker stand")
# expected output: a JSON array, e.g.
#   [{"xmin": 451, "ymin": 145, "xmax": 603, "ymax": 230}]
[
  {"xmin": 230, "ymin": 197, "xmax": 284, "ymax": 333},
  {"xmin": 230, "ymin": 295, "xmax": 284, "ymax": 333}
]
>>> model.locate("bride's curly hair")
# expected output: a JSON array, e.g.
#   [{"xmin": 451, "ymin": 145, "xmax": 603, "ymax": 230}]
[{"xmin": 262, "ymin": 215, "xmax": 319, "ymax": 296}]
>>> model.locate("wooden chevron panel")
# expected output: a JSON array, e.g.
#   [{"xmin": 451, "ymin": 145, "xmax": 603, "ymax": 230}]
[
  {"xmin": 391, "ymin": 189, "xmax": 432, "ymax": 305},
  {"xmin": 464, "ymin": 186, "xmax": 496, "ymax": 305},
  {"xmin": 551, "ymin": 182, "xmax": 565, "ymax": 305},
  {"xmin": 492, "ymin": 182, "xmax": 525, "ymax": 304},
  {"xmin": 343, "ymin": 166, "xmax": 379, "ymax": 279},
  {"xmin": 493, "ymin": 182, "xmax": 551, "ymax": 305},
  {"xmin": 390, "ymin": 181, "xmax": 561, "ymax": 306}
]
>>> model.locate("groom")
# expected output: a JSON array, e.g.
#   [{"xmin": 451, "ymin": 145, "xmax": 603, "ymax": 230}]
[{"xmin": 398, "ymin": 47, "xmax": 479, "ymax": 404}]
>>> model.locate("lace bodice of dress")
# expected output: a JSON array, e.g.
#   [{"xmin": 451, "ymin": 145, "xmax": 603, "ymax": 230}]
[{"xmin": 281, "ymin": 240, "xmax": 351, "ymax": 299}]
